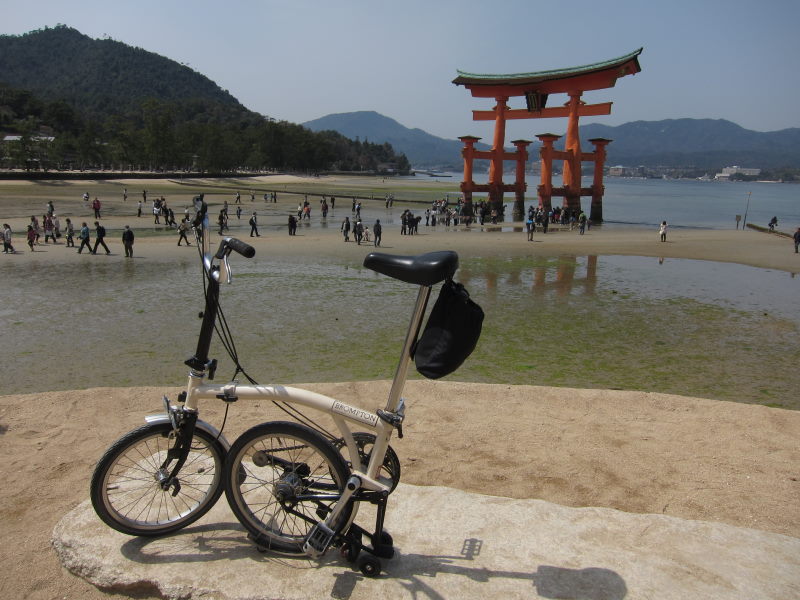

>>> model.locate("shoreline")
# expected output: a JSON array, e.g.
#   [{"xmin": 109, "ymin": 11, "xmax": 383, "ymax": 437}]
[
  {"xmin": 3, "ymin": 221, "xmax": 797, "ymax": 274},
  {"xmin": 1, "ymin": 174, "xmax": 797, "ymax": 273}
]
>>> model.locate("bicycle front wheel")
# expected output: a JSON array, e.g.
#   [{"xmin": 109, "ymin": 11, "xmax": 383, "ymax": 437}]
[
  {"xmin": 224, "ymin": 421, "xmax": 352, "ymax": 554},
  {"xmin": 90, "ymin": 422, "xmax": 226, "ymax": 536}
]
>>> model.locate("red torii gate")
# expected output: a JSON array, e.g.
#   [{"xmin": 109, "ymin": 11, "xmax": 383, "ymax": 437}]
[{"xmin": 453, "ymin": 48, "xmax": 642, "ymax": 222}]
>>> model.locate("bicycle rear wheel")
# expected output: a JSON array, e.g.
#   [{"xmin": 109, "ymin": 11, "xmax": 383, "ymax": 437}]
[
  {"xmin": 224, "ymin": 421, "xmax": 352, "ymax": 554},
  {"xmin": 90, "ymin": 422, "xmax": 225, "ymax": 536}
]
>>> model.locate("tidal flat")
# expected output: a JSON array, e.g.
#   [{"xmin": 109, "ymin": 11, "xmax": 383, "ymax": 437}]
[{"xmin": 3, "ymin": 250, "xmax": 798, "ymax": 409}]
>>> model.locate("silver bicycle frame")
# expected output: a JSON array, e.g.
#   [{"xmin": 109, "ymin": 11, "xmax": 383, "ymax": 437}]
[{"xmin": 179, "ymin": 280, "xmax": 432, "ymax": 494}]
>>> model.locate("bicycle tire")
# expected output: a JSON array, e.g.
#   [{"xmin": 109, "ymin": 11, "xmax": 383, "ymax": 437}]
[
  {"xmin": 90, "ymin": 422, "xmax": 226, "ymax": 536},
  {"xmin": 224, "ymin": 421, "xmax": 352, "ymax": 554}
]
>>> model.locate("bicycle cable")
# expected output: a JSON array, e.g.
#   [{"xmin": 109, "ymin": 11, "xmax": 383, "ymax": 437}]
[{"xmin": 194, "ymin": 232, "xmax": 339, "ymax": 442}]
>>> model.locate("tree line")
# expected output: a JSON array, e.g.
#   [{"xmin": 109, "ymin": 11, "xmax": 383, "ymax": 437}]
[{"xmin": 0, "ymin": 84, "xmax": 411, "ymax": 174}]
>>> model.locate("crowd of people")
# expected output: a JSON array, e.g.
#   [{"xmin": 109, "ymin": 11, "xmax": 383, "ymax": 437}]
[
  {"xmin": 7, "ymin": 187, "xmax": 794, "ymax": 259},
  {"xmin": 0, "ymin": 188, "xmax": 608, "ymax": 258}
]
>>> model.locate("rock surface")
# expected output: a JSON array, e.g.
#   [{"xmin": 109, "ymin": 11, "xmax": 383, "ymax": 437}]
[{"xmin": 53, "ymin": 483, "xmax": 800, "ymax": 600}]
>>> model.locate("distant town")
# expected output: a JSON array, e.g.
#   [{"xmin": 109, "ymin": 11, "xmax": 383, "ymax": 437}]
[{"xmin": 606, "ymin": 164, "xmax": 778, "ymax": 182}]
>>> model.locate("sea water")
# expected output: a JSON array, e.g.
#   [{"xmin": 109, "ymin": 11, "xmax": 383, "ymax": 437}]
[{"xmin": 427, "ymin": 174, "xmax": 800, "ymax": 231}]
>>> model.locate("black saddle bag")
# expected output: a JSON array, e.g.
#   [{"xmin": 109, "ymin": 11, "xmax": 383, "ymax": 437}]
[{"xmin": 414, "ymin": 279, "xmax": 484, "ymax": 379}]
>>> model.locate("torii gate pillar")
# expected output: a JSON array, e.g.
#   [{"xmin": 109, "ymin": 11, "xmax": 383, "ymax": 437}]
[
  {"xmin": 536, "ymin": 133, "xmax": 560, "ymax": 215},
  {"xmin": 459, "ymin": 135, "xmax": 480, "ymax": 218},
  {"xmin": 511, "ymin": 139, "xmax": 531, "ymax": 220},
  {"xmin": 589, "ymin": 138, "xmax": 611, "ymax": 223}
]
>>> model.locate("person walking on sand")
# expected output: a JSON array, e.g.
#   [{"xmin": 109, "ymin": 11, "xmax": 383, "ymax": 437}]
[
  {"xmin": 92, "ymin": 197, "xmax": 102, "ymax": 219},
  {"xmin": 659, "ymin": 220, "xmax": 668, "ymax": 242},
  {"xmin": 121, "ymin": 225, "xmax": 134, "ymax": 258},
  {"xmin": 64, "ymin": 218, "xmax": 75, "ymax": 247},
  {"xmin": 26, "ymin": 225, "xmax": 36, "ymax": 251},
  {"xmin": 354, "ymin": 219, "xmax": 363, "ymax": 245},
  {"xmin": 30, "ymin": 215, "xmax": 40, "ymax": 245},
  {"xmin": 177, "ymin": 218, "xmax": 191, "ymax": 246},
  {"xmin": 92, "ymin": 221, "xmax": 110, "ymax": 255},
  {"xmin": 77, "ymin": 222, "xmax": 91, "ymax": 253},
  {"xmin": 2, "ymin": 224, "xmax": 15, "ymax": 253},
  {"xmin": 249, "ymin": 212, "xmax": 260, "ymax": 237},
  {"xmin": 794, "ymin": 227, "xmax": 800, "ymax": 253},
  {"xmin": 373, "ymin": 219, "xmax": 382, "ymax": 247},
  {"xmin": 43, "ymin": 214, "xmax": 57, "ymax": 243},
  {"xmin": 341, "ymin": 216, "xmax": 351, "ymax": 242}
]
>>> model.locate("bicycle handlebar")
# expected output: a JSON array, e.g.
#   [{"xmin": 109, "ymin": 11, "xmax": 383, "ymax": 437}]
[{"xmin": 215, "ymin": 237, "xmax": 256, "ymax": 259}]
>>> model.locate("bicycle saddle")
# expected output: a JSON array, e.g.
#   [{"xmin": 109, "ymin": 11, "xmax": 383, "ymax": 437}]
[{"xmin": 363, "ymin": 250, "xmax": 458, "ymax": 286}]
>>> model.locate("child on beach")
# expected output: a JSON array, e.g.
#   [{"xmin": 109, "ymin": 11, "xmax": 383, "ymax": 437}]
[
  {"xmin": 26, "ymin": 225, "xmax": 36, "ymax": 251},
  {"xmin": 659, "ymin": 221, "xmax": 668, "ymax": 242}
]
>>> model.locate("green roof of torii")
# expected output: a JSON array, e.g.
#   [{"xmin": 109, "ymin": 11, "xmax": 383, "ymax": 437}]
[{"xmin": 453, "ymin": 48, "xmax": 643, "ymax": 87}]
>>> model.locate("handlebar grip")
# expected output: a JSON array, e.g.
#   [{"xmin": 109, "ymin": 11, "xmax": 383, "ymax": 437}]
[{"xmin": 215, "ymin": 237, "xmax": 255, "ymax": 259}]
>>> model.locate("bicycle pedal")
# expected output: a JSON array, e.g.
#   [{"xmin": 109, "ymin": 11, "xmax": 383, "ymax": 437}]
[{"xmin": 303, "ymin": 522, "xmax": 335, "ymax": 558}]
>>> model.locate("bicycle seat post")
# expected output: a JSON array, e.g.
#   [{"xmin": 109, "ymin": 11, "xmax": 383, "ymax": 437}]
[{"xmin": 384, "ymin": 283, "xmax": 431, "ymax": 412}]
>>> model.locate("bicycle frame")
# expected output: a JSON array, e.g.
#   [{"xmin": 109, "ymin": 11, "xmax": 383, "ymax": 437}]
[
  {"xmin": 165, "ymin": 200, "xmax": 435, "ymax": 547},
  {"xmin": 180, "ymin": 281, "xmax": 431, "ymax": 492}
]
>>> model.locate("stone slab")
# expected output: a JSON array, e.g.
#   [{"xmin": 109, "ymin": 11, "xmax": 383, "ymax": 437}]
[{"xmin": 53, "ymin": 483, "xmax": 800, "ymax": 600}]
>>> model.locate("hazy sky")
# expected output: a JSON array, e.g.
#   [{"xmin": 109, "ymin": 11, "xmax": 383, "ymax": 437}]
[{"xmin": 2, "ymin": 0, "xmax": 799, "ymax": 142}]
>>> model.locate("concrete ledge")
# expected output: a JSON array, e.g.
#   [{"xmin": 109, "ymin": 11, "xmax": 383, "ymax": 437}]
[{"xmin": 53, "ymin": 483, "xmax": 800, "ymax": 600}]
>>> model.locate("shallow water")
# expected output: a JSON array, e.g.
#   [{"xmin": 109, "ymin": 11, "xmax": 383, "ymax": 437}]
[
  {"xmin": 450, "ymin": 175, "xmax": 800, "ymax": 230},
  {"xmin": 2, "ymin": 252, "xmax": 798, "ymax": 408}
]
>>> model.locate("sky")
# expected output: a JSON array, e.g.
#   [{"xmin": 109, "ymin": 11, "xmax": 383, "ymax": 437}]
[{"xmin": 2, "ymin": 0, "xmax": 800, "ymax": 143}]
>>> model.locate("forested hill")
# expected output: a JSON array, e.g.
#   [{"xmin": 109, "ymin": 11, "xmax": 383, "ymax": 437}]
[
  {"xmin": 0, "ymin": 25, "xmax": 245, "ymax": 120},
  {"xmin": 0, "ymin": 26, "xmax": 411, "ymax": 174}
]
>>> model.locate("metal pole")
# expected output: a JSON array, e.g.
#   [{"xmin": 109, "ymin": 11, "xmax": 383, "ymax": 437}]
[{"xmin": 742, "ymin": 191, "xmax": 752, "ymax": 229}]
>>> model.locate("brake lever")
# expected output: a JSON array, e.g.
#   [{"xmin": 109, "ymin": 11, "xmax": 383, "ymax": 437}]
[{"xmin": 222, "ymin": 251, "xmax": 233, "ymax": 284}]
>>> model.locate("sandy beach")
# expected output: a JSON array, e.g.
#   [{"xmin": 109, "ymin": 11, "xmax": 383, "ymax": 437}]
[
  {"xmin": 1, "ymin": 175, "xmax": 797, "ymax": 271},
  {"xmin": 1, "ymin": 382, "xmax": 799, "ymax": 600},
  {"xmin": 1, "ymin": 175, "xmax": 799, "ymax": 599}
]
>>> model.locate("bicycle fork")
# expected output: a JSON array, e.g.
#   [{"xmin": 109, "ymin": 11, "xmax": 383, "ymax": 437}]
[{"xmin": 154, "ymin": 396, "xmax": 200, "ymax": 496}]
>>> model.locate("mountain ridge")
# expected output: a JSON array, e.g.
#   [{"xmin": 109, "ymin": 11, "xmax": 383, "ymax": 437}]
[
  {"xmin": 303, "ymin": 111, "xmax": 486, "ymax": 169},
  {"xmin": 305, "ymin": 111, "xmax": 800, "ymax": 170}
]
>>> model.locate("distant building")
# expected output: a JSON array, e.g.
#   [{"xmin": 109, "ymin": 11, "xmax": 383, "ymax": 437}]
[
  {"xmin": 608, "ymin": 165, "xmax": 645, "ymax": 177},
  {"xmin": 2, "ymin": 134, "xmax": 55, "ymax": 143},
  {"xmin": 715, "ymin": 166, "xmax": 761, "ymax": 180},
  {"xmin": 377, "ymin": 162, "xmax": 398, "ymax": 173}
]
